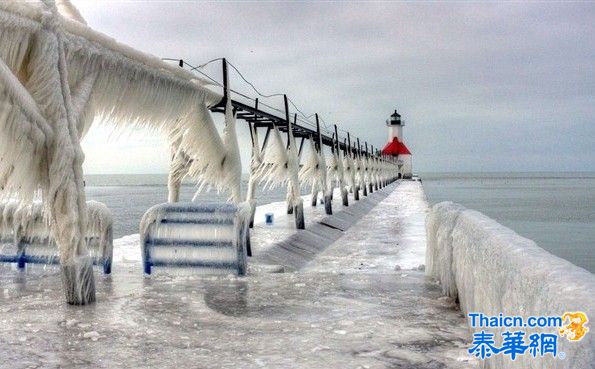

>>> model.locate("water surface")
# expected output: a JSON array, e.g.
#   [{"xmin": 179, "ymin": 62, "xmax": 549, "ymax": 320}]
[{"xmin": 421, "ymin": 172, "xmax": 595, "ymax": 273}]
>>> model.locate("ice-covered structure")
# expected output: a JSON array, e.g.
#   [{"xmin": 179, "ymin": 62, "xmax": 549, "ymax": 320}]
[
  {"xmin": 0, "ymin": 0, "xmax": 239, "ymax": 303},
  {"xmin": 426, "ymin": 202, "xmax": 595, "ymax": 369},
  {"xmin": 298, "ymin": 137, "xmax": 331, "ymax": 214},
  {"xmin": 256, "ymin": 125, "xmax": 304, "ymax": 229},
  {"xmin": 0, "ymin": 0, "xmax": 400, "ymax": 304},
  {"xmin": 246, "ymin": 124, "xmax": 264, "ymax": 227},
  {"xmin": 327, "ymin": 147, "xmax": 349, "ymax": 206},
  {"xmin": 343, "ymin": 147, "xmax": 357, "ymax": 197},
  {"xmin": 140, "ymin": 202, "xmax": 250, "ymax": 276},
  {"xmin": 0, "ymin": 200, "xmax": 113, "ymax": 273},
  {"xmin": 169, "ymin": 96, "xmax": 243, "ymax": 203}
]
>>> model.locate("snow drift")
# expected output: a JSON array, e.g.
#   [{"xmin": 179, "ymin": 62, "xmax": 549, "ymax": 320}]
[{"xmin": 426, "ymin": 201, "xmax": 595, "ymax": 369}]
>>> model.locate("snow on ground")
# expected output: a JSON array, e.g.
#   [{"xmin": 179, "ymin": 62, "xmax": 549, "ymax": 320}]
[{"xmin": 0, "ymin": 182, "xmax": 476, "ymax": 369}]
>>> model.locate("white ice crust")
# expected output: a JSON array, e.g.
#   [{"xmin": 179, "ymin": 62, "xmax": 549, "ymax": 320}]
[{"xmin": 426, "ymin": 201, "xmax": 595, "ymax": 369}]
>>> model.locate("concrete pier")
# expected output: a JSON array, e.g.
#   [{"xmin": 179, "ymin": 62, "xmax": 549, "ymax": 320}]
[{"xmin": 0, "ymin": 182, "xmax": 475, "ymax": 369}]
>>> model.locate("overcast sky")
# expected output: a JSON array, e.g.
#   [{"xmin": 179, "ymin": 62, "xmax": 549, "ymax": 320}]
[{"xmin": 76, "ymin": 1, "xmax": 595, "ymax": 174}]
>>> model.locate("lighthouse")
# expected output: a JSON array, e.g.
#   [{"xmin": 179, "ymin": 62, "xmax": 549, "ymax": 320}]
[{"xmin": 381, "ymin": 109, "xmax": 412, "ymax": 179}]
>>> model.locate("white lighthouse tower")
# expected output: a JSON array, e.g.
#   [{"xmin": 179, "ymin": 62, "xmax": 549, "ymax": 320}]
[
  {"xmin": 387, "ymin": 110, "xmax": 404, "ymax": 142},
  {"xmin": 382, "ymin": 109, "xmax": 413, "ymax": 179}
]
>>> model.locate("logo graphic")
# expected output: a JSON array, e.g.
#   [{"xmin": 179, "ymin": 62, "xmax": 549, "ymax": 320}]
[
  {"xmin": 559, "ymin": 312, "xmax": 589, "ymax": 342},
  {"xmin": 468, "ymin": 312, "xmax": 589, "ymax": 361}
]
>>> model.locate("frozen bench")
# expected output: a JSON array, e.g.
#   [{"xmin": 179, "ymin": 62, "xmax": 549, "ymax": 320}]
[
  {"xmin": 0, "ymin": 200, "xmax": 113, "ymax": 274},
  {"xmin": 140, "ymin": 202, "xmax": 250, "ymax": 276}
]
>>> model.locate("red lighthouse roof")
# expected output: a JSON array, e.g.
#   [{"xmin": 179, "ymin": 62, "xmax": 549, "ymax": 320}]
[{"xmin": 382, "ymin": 137, "xmax": 411, "ymax": 156}]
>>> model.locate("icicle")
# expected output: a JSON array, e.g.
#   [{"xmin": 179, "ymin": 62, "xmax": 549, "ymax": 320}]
[
  {"xmin": 298, "ymin": 137, "xmax": 322, "ymax": 207},
  {"xmin": 56, "ymin": 0, "xmax": 87, "ymax": 25},
  {"xmin": 343, "ymin": 150, "xmax": 355, "ymax": 191},
  {"xmin": 318, "ymin": 148, "xmax": 332, "ymax": 214},
  {"xmin": 286, "ymin": 122, "xmax": 303, "ymax": 228},
  {"xmin": 298, "ymin": 138, "xmax": 319, "ymax": 189},
  {"xmin": 256, "ymin": 126, "xmax": 289, "ymax": 190},
  {"xmin": 246, "ymin": 124, "xmax": 262, "ymax": 227}
]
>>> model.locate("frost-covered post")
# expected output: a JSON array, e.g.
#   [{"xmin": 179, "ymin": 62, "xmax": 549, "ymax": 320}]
[
  {"xmin": 357, "ymin": 139, "xmax": 367, "ymax": 197},
  {"xmin": 220, "ymin": 72, "xmax": 242, "ymax": 204},
  {"xmin": 284, "ymin": 95, "xmax": 304, "ymax": 229},
  {"xmin": 246, "ymin": 120, "xmax": 262, "ymax": 228},
  {"xmin": 315, "ymin": 115, "xmax": 332, "ymax": 215},
  {"xmin": 348, "ymin": 134, "xmax": 359, "ymax": 201},
  {"xmin": 40, "ymin": 1, "xmax": 95, "ymax": 304},
  {"xmin": 334, "ymin": 126, "xmax": 348, "ymax": 206},
  {"xmin": 342, "ymin": 138, "xmax": 355, "ymax": 200},
  {"xmin": 365, "ymin": 143, "xmax": 373, "ymax": 194},
  {"xmin": 310, "ymin": 181, "xmax": 319, "ymax": 207},
  {"xmin": 371, "ymin": 146, "xmax": 378, "ymax": 191},
  {"xmin": 167, "ymin": 141, "xmax": 189, "ymax": 203}
]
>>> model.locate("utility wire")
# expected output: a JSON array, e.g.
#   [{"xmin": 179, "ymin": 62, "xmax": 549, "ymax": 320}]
[
  {"xmin": 227, "ymin": 61, "xmax": 284, "ymax": 99},
  {"xmin": 190, "ymin": 57, "xmax": 223, "ymax": 71},
  {"xmin": 164, "ymin": 57, "xmax": 360, "ymax": 153},
  {"xmin": 168, "ymin": 57, "xmax": 330, "ymax": 133},
  {"xmin": 162, "ymin": 58, "xmax": 223, "ymax": 87}
]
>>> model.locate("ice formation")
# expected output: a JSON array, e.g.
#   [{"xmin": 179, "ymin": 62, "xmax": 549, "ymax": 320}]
[
  {"xmin": 257, "ymin": 126, "xmax": 290, "ymax": 190},
  {"xmin": 0, "ymin": 0, "xmax": 241, "ymax": 303},
  {"xmin": 298, "ymin": 138, "xmax": 318, "ymax": 196},
  {"xmin": 255, "ymin": 125, "xmax": 302, "ymax": 217},
  {"xmin": 284, "ymin": 120, "xmax": 303, "ymax": 224},
  {"xmin": 0, "ymin": 0, "xmax": 402, "ymax": 304},
  {"xmin": 317, "ymin": 146, "xmax": 329, "ymax": 207},
  {"xmin": 246, "ymin": 123, "xmax": 263, "ymax": 225},
  {"xmin": 342, "ymin": 149, "xmax": 357, "ymax": 191},
  {"xmin": 359, "ymin": 153, "xmax": 369, "ymax": 194},
  {"xmin": 426, "ymin": 202, "xmax": 595, "ymax": 369},
  {"xmin": 327, "ymin": 150, "xmax": 341, "ymax": 189},
  {"xmin": 139, "ymin": 202, "xmax": 250, "ymax": 276},
  {"xmin": 298, "ymin": 137, "xmax": 329, "ymax": 208},
  {"xmin": 0, "ymin": 200, "xmax": 113, "ymax": 272}
]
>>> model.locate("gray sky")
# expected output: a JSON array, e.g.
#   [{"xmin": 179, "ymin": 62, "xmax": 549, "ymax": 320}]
[{"xmin": 76, "ymin": 1, "xmax": 595, "ymax": 174}]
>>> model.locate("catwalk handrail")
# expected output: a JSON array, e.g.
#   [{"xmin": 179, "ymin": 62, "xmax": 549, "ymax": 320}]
[{"xmin": 168, "ymin": 58, "xmax": 395, "ymax": 163}]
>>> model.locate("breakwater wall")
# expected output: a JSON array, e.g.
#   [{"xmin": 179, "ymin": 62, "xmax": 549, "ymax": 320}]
[{"xmin": 426, "ymin": 201, "xmax": 595, "ymax": 369}]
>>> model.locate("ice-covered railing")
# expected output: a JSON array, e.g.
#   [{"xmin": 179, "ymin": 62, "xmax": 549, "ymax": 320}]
[
  {"xmin": 0, "ymin": 0, "xmax": 241, "ymax": 304},
  {"xmin": 426, "ymin": 202, "xmax": 595, "ymax": 369},
  {"xmin": 0, "ymin": 0, "xmax": 401, "ymax": 304}
]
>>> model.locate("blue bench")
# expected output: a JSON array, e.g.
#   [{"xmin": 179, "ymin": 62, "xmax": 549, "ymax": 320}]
[
  {"xmin": 140, "ymin": 202, "xmax": 250, "ymax": 276},
  {"xmin": 0, "ymin": 201, "xmax": 113, "ymax": 274}
]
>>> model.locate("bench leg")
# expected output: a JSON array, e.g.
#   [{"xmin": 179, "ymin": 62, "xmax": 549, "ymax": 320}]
[
  {"xmin": 103, "ymin": 258, "xmax": 112, "ymax": 275},
  {"xmin": 143, "ymin": 261, "xmax": 152, "ymax": 275}
]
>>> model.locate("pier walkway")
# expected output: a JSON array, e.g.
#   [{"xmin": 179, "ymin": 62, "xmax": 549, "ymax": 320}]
[{"xmin": 0, "ymin": 182, "xmax": 476, "ymax": 369}]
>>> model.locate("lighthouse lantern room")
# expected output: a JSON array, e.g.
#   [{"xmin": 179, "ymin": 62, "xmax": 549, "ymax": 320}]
[{"xmin": 382, "ymin": 109, "xmax": 413, "ymax": 179}]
